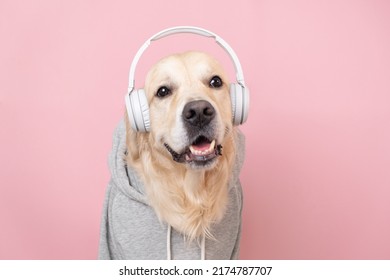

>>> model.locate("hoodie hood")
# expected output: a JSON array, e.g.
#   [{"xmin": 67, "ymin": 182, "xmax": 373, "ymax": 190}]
[{"xmin": 108, "ymin": 119, "xmax": 149, "ymax": 205}]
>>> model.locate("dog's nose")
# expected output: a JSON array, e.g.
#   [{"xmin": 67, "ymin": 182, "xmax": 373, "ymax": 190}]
[{"xmin": 182, "ymin": 100, "xmax": 215, "ymax": 127}]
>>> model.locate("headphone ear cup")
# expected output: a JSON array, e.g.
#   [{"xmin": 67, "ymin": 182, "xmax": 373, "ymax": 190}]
[
  {"xmin": 230, "ymin": 83, "xmax": 249, "ymax": 126},
  {"xmin": 125, "ymin": 89, "xmax": 150, "ymax": 132}
]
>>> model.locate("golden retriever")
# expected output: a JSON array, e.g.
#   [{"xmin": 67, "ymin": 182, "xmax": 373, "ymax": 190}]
[{"xmin": 125, "ymin": 51, "xmax": 237, "ymax": 241}]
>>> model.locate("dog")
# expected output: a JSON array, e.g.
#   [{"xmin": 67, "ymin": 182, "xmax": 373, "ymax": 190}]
[{"xmin": 99, "ymin": 51, "xmax": 245, "ymax": 259}]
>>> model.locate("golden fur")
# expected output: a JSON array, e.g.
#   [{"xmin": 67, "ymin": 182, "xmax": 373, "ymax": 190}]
[{"xmin": 125, "ymin": 51, "xmax": 237, "ymax": 241}]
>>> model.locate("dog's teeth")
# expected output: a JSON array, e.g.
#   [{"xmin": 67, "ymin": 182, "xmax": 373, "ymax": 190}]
[{"xmin": 210, "ymin": 140, "xmax": 215, "ymax": 151}]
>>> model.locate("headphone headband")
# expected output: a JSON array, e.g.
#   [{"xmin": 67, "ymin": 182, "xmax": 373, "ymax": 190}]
[{"xmin": 128, "ymin": 26, "xmax": 246, "ymax": 92}]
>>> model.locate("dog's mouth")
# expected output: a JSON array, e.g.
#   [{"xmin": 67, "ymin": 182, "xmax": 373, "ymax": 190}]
[{"xmin": 164, "ymin": 135, "xmax": 223, "ymax": 165}]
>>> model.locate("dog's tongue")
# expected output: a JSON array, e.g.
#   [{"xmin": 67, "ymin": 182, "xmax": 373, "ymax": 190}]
[
  {"xmin": 192, "ymin": 142, "xmax": 211, "ymax": 151},
  {"xmin": 189, "ymin": 139, "xmax": 216, "ymax": 156}
]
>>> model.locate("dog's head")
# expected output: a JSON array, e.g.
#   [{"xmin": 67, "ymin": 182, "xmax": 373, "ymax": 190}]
[{"xmin": 140, "ymin": 51, "xmax": 233, "ymax": 170}]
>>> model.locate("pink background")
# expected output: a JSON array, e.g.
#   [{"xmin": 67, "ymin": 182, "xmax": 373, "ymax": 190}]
[{"xmin": 1, "ymin": 0, "xmax": 390, "ymax": 259}]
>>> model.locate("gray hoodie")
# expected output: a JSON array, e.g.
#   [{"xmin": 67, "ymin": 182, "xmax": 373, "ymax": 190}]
[{"xmin": 98, "ymin": 119, "xmax": 245, "ymax": 260}]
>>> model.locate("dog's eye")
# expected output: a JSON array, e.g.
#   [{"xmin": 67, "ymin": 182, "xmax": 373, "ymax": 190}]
[
  {"xmin": 209, "ymin": 76, "xmax": 223, "ymax": 88},
  {"xmin": 156, "ymin": 86, "xmax": 171, "ymax": 98}
]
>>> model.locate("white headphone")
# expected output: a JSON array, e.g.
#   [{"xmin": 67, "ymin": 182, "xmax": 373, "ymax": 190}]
[{"xmin": 125, "ymin": 26, "xmax": 250, "ymax": 132}]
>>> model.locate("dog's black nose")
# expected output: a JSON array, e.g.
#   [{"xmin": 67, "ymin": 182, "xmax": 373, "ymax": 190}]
[{"xmin": 182, "ymin": 100, "xmax": 215, "ymax": 127}]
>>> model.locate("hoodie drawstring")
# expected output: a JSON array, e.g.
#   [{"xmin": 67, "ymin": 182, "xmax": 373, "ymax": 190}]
[
  {"xmin": 166, "ymin": 225, "xmax": 206, "ymax": 260},
  {"xmin": 167, "ymin": 225, "xmax": 172, "ymax": 260},
  {"xmin": 200, "ymin": 233, "xmax": 205, "ymax": 260}
]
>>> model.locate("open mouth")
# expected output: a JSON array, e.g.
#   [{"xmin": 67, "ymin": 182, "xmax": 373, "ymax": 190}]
[{"xmin": 164, "ymin": 135, "xmax": 223, "ymax": 164}]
